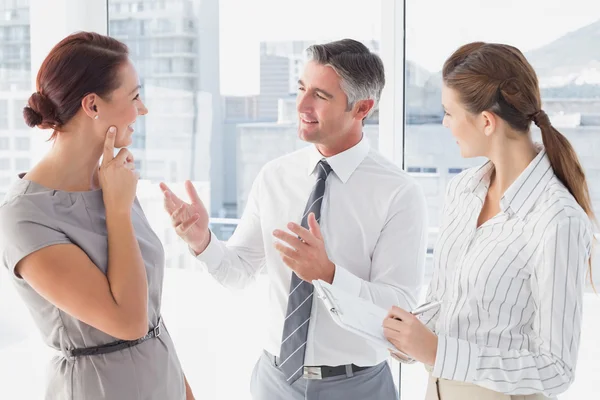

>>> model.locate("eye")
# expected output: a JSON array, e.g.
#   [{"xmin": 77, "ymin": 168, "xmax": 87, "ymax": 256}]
[
  {"xmin": 316, "ymin": 93, "xmax": 326, "ymax": 100},
  {"xmin": 298, "ymin": 87, "xmax": 305, "ymax": 92},
  {"xmin": 133, "ymin": 93, "xmax": 140, "ymax": 101}
]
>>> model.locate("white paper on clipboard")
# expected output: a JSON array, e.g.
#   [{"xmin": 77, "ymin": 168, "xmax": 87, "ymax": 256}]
[{"xmin": 312, "ymin": 279, "xmax": 411, "ymax": 359}]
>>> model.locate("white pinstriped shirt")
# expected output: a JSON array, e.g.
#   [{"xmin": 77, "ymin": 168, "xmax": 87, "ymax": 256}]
[{"xmin": 420, "ymin": 148, "xmax": 594, "ymax": 397}]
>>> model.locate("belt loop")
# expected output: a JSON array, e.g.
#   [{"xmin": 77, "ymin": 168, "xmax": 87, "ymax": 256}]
[{"xmin": 345, "ymin": 364, "xmax": 354, "ymax": 378}]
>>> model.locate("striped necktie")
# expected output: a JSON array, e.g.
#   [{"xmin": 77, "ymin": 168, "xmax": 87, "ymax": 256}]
[{"xmin": 278, "ymin": 160, "xmax": 333, "ymax": 383}]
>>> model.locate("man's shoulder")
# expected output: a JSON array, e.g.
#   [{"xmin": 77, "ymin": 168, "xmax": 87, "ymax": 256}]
[
  {"xmin": 362, "ymin": 147, "xmax": 418, "ymax": 186},
  {"xmin": 261, "ymin": 146, "xmax": 312, "ymax": 173}
]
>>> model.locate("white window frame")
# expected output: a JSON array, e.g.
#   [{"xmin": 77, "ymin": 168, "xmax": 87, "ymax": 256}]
[{"xmin": 379, "ymin": 0, "xmax": 405, "ymax": 169}]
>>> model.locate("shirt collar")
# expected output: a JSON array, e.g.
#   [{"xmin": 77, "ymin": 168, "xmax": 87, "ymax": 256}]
[
  {"xmin": 500, "ymin": 148, "xmax": 554, "ymax": 219},
  {"xmin": 464, "ymin": 147, "xmax": 554, "ymax": 220},
  {"xmin": 307, "ymin": 135, "xmax": 370, "ymax": 183},
  {"xmin": 464, "ymin": 161, "xmax": 494, "ymax": 196}
]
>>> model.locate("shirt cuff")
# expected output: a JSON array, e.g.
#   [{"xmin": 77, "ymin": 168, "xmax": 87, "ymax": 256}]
[
  {"xmin": 190, "ymin": 230, "xmax": 225, "ymax": 270},
  {"xmin": 331, "ymin": 264, "xmax": 362, "ymax": 297},
  {"xmin": 432, "ymin": 335, "xmax": 478, "ymax": 383}
]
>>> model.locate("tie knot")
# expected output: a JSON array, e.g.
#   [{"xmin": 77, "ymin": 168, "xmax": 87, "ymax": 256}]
[{"xmin": 316, "ymin": 160, "xmax": 333, "ymax": 180}]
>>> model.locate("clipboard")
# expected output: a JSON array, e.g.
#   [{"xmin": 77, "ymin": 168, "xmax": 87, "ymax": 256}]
[{"xmin": 312, "ymin": 279, "xmax": 412, "ymax": 360}]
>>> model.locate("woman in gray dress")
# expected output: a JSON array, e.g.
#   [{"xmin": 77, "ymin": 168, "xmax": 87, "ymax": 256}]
[{"xmin": 0, "ymin": 32, "xmax": 196, "ymax": 399}]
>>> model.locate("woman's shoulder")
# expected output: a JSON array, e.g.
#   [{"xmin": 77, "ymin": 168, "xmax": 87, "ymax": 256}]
[
  {"xmin": 0, "ymin": 178, "xmax": 79, "ymax": 230},
  {"xmin": 538, "ymin": 176, "xmax": 594, "ymax": 233}
]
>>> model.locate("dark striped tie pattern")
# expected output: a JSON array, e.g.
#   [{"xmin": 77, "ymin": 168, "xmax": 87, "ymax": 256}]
[{"xmin": 278, "ymin": 160, "xmax": 333, "ymax": 383}]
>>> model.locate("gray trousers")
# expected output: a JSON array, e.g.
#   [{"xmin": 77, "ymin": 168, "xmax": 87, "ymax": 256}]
[{"xmin": 250, "ymin": 351, "xmax": 398, "ymax": 400}]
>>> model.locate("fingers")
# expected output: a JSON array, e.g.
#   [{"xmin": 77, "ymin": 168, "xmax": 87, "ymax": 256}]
[
  {"xmin": 114, "ymin": 148, "xmax": 132, "ymax": 164},
  {"xmin": 185, "ymin": 180, "xmax": 202, "ymax": 205},
  {"xmin": 175, "ymin": 214, "xmax": 201, "ymax": 235},
  {"xmin": 280, "ymin": 254, "xmax": 298, "ymax": 270},
  {"xmin": 171, "ymin": 204, "xmax": 187, "ymax": 226},
  {"xmin": 160, "ymin": 182, "xmax": 184, "ymax": 213},
  {"xmin": 307, "ymin": 213, "xmax": 323, "ymax": 240},
  {"xmin": 274, "ymin": 242, "xmax": 298, "ymax": 259},
  {"xmin": 102, "ymin": 126, "xmax": 117, "ymax": 166},
  {"xmin": 388, "ymin": 349, "xmax": 412, "ymax": 363},
  {"xmin": 273, "ymin": 229, "xmax": 304, "ymax": 250},
  {"xmin": 383, "ymin": 317, "xmax": 404, "ymax": 332},
  {"xmin": 286, "ymin": 222, "xmax": 317, "ymax": 246},
  {"xmin": 387, "ymin": 306, "xmax": 412, "ymax": 321}
]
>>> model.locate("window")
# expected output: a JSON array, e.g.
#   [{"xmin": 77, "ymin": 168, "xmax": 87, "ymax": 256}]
[
  {"xmin": 107, "ymin": 1, "xmax": 381, "ymax": 399},
  {"xmin": 156, "ymin": 18, "xmax": 175, "ymax": 33},
  {"xmin": 0, "ymin": 100, "xmax": 8, "ymax": 129},
  {"xmin": 407, "ymin": 166, "xmax": 437, "ymax": 174},
  {"xmin": 0, "ymin": 158, "xmax": 10, "ymax": 169},
  {"xmin": 13, "ymin": 101, "xmax": 28, "ymax": 129},
  {"xmin": 15, "ymin": 157, "xmax": 29, "ymax": 171},
  {"xmin": 403, "ymin": 1, "xmax": 600, "ymax": 398},
  {"xmin": 0, "ymin": 137, "xmax": 9, "ymax": 149},
  {"xmin": 15, "ymin": 137, "xmax": 29, "ymax": 151}
]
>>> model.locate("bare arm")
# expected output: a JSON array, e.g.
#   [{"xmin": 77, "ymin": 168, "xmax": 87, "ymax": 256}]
[
  {"xmin": 16, "ymin": 127, "xmax": 148, "ymax": 340},
  {"xmin": 184, "ymin": 375, "xmax": 194, "ymax": 399},
  {"xmin": 16, "ymin": 216, "xmax": 148, "ymax": 340}
]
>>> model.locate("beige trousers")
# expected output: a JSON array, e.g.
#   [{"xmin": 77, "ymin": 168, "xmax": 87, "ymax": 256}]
[{"xmin": 425, "ymin": 371, "xmax": 552, "ymax": 400}]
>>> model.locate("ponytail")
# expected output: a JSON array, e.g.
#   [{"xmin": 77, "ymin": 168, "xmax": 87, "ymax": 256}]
[{"xmin": 534, "ymin": 110, "xmax": 597, "ymax": 286}]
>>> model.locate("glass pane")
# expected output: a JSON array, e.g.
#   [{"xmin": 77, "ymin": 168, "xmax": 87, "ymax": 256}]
[
  {"xmin": 404, "ymin": 1, "xmax": 600, "ymax": 398},
  {"xmin": 108, "ymin": 0, "xmax": 381, "ymax": 399},
  {"xmin": 0, "ymin": 2, "xmax": 35, "ymax": 398}
]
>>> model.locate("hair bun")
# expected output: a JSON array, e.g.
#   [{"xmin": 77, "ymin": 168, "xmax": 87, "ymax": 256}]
[{"xmin": 23, "ymin": 92, "xmax": 59, "ymax": 129}]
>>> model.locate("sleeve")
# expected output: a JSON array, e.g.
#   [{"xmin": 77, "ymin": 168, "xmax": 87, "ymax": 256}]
[
  {"xmin": 331, "ymin": 180, "xmax": 428, "ymax": 312},
  {"xmin": 193, "ymin": 168, "xmax": 266, "ymax": 290},
  {"xmin": 0, "ymin": 199, "xmax": 72, "ymax": 278},
  {"xmin": 431, "ymin": 216, "xmax": 592, "ymax": 397}
]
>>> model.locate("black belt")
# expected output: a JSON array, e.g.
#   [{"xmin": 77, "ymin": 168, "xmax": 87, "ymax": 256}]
[
  {"xmin": 270, "ymin": 352, "xmax": 371, "ymax": 379},
  {"xmin": 300, "ymin": 364, "xmax": 371, "ymax": 379},
  {"xmin": 67, "ymin": 318, "xmax": 162, "ymax": 358}
]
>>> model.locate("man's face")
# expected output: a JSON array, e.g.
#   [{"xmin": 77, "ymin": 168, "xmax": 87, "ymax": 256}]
[{"xmin": 296, "ymin": 61, "xmax": 356, "ymax": 146}]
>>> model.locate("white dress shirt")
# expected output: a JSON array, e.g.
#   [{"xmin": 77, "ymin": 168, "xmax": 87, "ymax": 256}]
[
  {"xmin": 195, "ymin": 137, "xmax": 427, "ymax": 366},
  {"xmin": 420, "ymin": 148, "xmax": 594, "ymax": 397}
]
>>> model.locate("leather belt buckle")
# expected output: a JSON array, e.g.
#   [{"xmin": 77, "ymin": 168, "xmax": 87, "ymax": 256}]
[{"xmin": 303, "ymin": 366, "xmax": 322, "ymax": 380}]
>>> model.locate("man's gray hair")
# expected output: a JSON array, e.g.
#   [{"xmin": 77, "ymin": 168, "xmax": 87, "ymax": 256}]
[{"xmin": 306, "ymin": 39, "xmax": 385, "ymax": 119}]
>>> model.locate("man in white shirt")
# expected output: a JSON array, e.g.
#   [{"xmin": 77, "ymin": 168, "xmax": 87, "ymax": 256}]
[{"xmin": 160, "ymin": 39, "xmax": 428, "ymax": 400}]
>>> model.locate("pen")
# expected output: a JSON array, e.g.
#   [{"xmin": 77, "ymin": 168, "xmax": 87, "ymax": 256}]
[{"xmin": 410, "ymin": 300, "xmax": 442, "ymax": 316}]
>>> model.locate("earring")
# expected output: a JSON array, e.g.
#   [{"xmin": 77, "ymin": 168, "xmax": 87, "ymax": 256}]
[{"xmin": 94, "ymin": 115, "xmax": 99, "ymax": 120}]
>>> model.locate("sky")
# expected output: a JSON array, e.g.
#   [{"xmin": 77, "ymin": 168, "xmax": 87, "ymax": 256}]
[{"xmin": 218, "ymin": 0, "xmax": 600, "ymax": 95}]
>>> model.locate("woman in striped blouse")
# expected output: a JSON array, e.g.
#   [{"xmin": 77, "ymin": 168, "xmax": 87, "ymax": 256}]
[{"xmin": 383, "ymin": 42, "xmax": 595, "ymax": 400}]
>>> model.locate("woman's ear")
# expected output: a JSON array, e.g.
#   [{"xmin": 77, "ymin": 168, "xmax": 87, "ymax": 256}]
[
  {"xmin": 81, "ymin": 93, "xmax": 98, "ymax": 120},
  {"xmin": 481, "ymin": 111, "xmax": 497, "ymax": 137}
]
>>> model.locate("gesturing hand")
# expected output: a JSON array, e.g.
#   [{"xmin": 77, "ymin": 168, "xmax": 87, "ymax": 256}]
[
  {"xmin": 160, "ymin": 180, "xmax": 211, "ymax": 255},
  {"xmin": 273, "ymin": 213, "xmax": 335, "ymax": 283}
]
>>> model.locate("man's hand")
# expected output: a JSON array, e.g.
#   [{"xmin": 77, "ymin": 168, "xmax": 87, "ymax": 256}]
[
  {"xmin": 160, "ymin": 180, "xmax": 211, "ymax": 255},
  {"xmin": 273, "ymin": 213, "xmax": 335, "ymax": 283}
]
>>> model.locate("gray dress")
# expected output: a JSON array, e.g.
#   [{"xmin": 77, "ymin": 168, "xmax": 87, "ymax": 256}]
[{"xmin": 0, "ymin": 177, "xmax": 186, "ymax": 400}]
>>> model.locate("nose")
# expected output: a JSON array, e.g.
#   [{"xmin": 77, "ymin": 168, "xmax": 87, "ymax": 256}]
[
  {"xmin": 296, "ymin": 91, "xmax": 312, "ymax": 113},
  {"xmin": 138, "ymin": 99, "xmax": 148, "ymax": 116}
]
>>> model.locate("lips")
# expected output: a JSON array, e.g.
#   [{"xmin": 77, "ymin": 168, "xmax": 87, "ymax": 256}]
[{"xmin": 300, "ymin": 117, "xmax": 318, "ymax": 124}]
